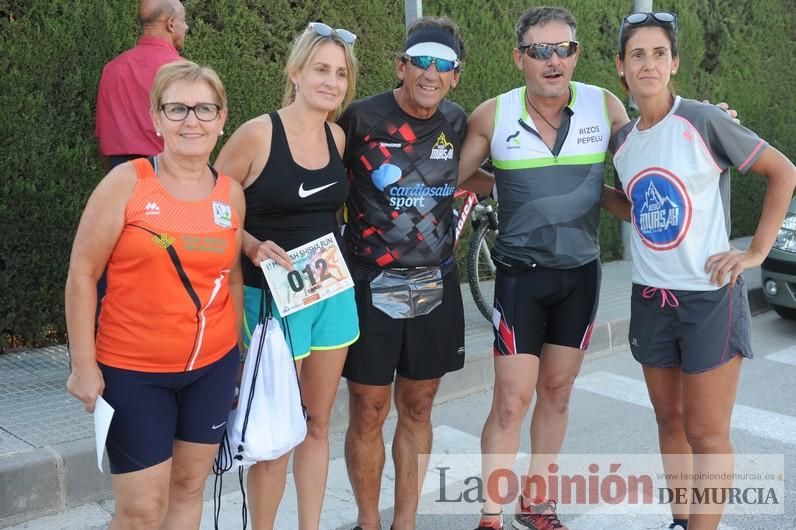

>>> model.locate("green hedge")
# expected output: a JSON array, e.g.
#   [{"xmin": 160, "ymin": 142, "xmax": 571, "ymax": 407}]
[{"xmin": 1, "ymin": 0, "xmax": 793, "ymax": 346}]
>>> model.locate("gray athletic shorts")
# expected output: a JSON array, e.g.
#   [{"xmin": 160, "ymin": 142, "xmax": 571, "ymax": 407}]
[{"xmin": 629, "ymin": 277, "xmax": 753, "ymax": 374}]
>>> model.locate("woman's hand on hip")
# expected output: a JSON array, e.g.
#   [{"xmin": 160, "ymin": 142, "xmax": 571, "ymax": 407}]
[{"xmin": 705, "ymin": 247, "xmax": 765, "ymax": 287}]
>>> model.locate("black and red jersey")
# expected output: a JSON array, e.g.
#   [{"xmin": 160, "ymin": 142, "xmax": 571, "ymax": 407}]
[{"xmin": 339, "ymin": 91, "xmax": 467, "ymax": 274}]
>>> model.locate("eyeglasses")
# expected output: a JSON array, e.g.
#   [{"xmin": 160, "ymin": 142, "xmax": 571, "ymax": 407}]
[
  {"xmin": 517, "ymin": 41, "xmax": 579, "ymax": 60},
  {"xmin": 619, "ymin": 12, "xmax": 678, "ymax": 47},
  {"xmin": 404, "ymin": 55, "xmax": 459, "ymax": 73},
  {"xmin": 308, "ymin": 22, "xmax": 357, "ymax": 46},
  {"xmin": 159, "ymin": 102, "xmax": 221, "ymax": 122}
]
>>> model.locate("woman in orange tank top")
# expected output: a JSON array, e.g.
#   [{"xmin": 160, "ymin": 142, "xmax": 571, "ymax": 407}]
[{"xmin": 65, "ymin": 61, "xmax": 244, "ymax": 529}]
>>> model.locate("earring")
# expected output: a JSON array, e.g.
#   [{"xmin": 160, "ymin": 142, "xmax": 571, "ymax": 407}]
[
  {"xmin": 294, "ymin": 83, "xmax": 299, "ymax": 92},
  {"xmin": 620, "ymin": 71, "xmax": 624, "ymax": 76},
  {"xmin": 219, "ymin": 129, "xmax": 224, "ymax": 136},
  {"xmin": 156, "ymin": 130, "xmax": 161, "ymax": 137}
]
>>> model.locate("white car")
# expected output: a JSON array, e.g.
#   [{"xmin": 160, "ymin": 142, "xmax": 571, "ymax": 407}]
[{"xmin": 761, "ymin": 197, "xmax": 796, "ymax": 319}]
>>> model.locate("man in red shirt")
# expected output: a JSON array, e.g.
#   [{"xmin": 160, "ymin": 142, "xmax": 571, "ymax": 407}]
[{"xmin": 95, "ymin": 0, "xmax": 186, "ymax": 171}]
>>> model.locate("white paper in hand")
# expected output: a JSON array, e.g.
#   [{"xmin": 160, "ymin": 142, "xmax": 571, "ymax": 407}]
[{"xmin": 93, "ymin": 396, "xmax": 114, "ymax": 473}]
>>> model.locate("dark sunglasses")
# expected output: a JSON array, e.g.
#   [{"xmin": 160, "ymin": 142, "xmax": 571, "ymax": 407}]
[
  {"xmin": 308, "ymin": 22, "xmax": 357, "ymax": 45},
  {"xmin": 518, "ymin": 41, "xmax": 579, "ymax": 60},
  {"xmin": 619, "ymin": 12, "xmax": 678, "ymax": 47},
  {"xmin": 404, "ymin": 55, "xmax": 459, "ymax": 73}
]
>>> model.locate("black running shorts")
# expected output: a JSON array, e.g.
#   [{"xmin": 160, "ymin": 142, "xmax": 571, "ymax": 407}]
[{"xmin": 343, "ymin": 270, "xmax": 465, "ymax": 385}]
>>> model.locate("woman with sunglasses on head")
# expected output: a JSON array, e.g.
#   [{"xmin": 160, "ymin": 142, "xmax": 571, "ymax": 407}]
[
  {"xmin": 214, "ymin": 22, "xmax": 358, "ymax": 530},
  {"xmin": 610, "ymin": 12, "xmax": 796, "ymax": 530},
  {"xmin": 66, "ymin": 61, "xmax": 243, "ymax": 529}
]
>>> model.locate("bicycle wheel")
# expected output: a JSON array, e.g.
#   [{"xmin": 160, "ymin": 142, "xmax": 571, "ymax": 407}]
[{"xmin": 467, "ymin": 222, "xmax": 498, "ymax": 322}]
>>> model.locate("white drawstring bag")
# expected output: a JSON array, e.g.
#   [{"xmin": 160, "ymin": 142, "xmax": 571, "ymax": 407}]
[
  {"xmin": 227, "ymin": 310, "xmax": 307, "ymax": 467},
  {"xmin": 213, "ymin": 292, "xmax": 307, "ymax": 528}
]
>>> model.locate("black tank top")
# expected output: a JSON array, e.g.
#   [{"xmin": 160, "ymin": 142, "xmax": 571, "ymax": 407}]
[{"xmin": 242, "ymin": 111, "xmax": 349, "ymax": 287}]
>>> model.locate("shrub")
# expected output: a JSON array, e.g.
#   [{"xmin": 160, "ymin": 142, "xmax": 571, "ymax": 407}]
[{"xmin": 1, "ymin": 0, "xmax": 793, "ymax": 345}]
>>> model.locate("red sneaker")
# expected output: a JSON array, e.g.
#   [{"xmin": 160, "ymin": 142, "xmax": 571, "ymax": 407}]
[{"xmin": 511, "ymin": 498, "xmax": 568, "ymax": 530}]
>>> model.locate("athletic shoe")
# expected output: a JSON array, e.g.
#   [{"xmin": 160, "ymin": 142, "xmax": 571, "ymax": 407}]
[
  {"xmin": 667, "ymin": 524, "xmax": 686, "ymax": 530},
  {"xmin": 512, "ymin": 498, "xmax": 568, "ymax": 530},
  {"xmin": 474, "ymin": 515, "xmax": 504, "ymax": 530}
]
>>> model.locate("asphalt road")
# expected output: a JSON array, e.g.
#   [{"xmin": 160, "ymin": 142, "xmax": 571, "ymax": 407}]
[{"xmin": 8, "ymin": 311, "xmax": 796, "ymax": 530}]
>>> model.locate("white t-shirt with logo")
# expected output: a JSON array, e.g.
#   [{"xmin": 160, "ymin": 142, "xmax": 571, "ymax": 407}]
[{"xmin": 613, "ymin": 96, "xmax": 767, "ymax": 290}]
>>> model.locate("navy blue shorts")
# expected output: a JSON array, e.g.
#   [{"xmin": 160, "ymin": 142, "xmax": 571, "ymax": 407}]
[{"xmin": 98, "ymin": 347, "xmax": 239, "ymax": 474}]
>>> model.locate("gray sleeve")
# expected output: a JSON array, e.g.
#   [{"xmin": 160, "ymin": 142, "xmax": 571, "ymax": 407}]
[
  {"xmin": 611, "ymin": 120, "xmax": 636, "ymax": 192},
  {"xmin": 678, "ymin": 100, "xmax": 768, "ymax": 174}
]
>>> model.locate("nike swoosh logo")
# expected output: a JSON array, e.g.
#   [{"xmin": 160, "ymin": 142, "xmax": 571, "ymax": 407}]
[
  {"xmin": 211, "ymin": 422, "xmax": 226, "ymax": 430},
  {"xmin": 298, "ymin": 181, "xmax": 337, "ymax": 198}
]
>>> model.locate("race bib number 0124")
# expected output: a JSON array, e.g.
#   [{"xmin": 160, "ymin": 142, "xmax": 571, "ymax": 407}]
[{"xmin": 260, "ymin": 233, "xmax": 354, "ymax": 317}]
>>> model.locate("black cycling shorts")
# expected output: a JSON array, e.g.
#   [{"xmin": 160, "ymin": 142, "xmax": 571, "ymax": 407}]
[{"xmin": 492, "ymin": 259, "xmax": 601, "ymax": 356}]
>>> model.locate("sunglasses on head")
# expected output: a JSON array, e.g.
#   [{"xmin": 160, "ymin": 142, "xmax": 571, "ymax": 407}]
[
  {"xmin": 518, "ymin": 41, "xmax": 579, "ymax": 60},
  {"xmin": 619, "ymin": 12, "xmax": 678, "ymax": 47},
  {"xmin": 308, "ymin": 22, "xmax": 357, "ymax": 45},
  {"xmin": 404, "ymin": 55, "xmax": 459, "ymax": 73},
  {"xmin": 624, "ymin": 11, "xmax": 678, "ymax": 30}
]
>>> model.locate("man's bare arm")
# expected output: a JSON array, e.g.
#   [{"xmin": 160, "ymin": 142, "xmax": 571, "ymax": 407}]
[{"xmin": 458, "ymin": 98, "xmax": 497, "ymax": 193}]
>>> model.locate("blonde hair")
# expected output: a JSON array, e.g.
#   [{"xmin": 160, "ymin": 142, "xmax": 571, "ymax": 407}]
[
  {"xmin": 282, "ymin": 28, "xmax": 358, "ymax": 121},
  {"xmin": 150, "ymin": 60, "xmax": 227, "ymax": 111}
]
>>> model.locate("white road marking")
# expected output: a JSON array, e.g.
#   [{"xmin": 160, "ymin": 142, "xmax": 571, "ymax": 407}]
[
  {"xmin": 766, "ymin": 345, "xmax": 796, "ymax": 367},
  {"xmin": 567, "ymin": 502, "xmax": 738, "ymax": 529},
  {"xmin": 205, "ymin": 425, "xmax": 485, "ymax": 529},
  {"xmin": 574, "ymin": 372, "xmax": 796, "ymax": 445}
]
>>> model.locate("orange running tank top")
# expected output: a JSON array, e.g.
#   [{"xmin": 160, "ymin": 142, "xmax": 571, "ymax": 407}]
[{"xmin": 96, "ymin": 158, "xmax": 239, "ymax": 372}]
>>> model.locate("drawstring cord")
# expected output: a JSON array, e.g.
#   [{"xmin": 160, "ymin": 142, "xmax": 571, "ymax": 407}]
[{"xmin": 642, "ymin": 287, "xmax": 680, "ymax": 308}]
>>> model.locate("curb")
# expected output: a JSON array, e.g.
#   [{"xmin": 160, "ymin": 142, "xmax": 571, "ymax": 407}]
[{"xmin": 0, "ymin": 287, "xmax": 768, "ymax": 528}]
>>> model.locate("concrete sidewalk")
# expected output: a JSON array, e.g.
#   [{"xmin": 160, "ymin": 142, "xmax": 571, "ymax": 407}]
[{"xmin": 0, "ymin": 239, "xmax": 768, "ymax": 527}]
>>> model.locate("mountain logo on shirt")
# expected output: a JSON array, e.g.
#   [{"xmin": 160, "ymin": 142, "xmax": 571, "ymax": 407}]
[
  {"xmin": 429, "ymin": 132, "xmax": 455, "ymax": 160},
  {"xmin": 627, "ymin": 167, "xmax": 693, "ymax": 251}
]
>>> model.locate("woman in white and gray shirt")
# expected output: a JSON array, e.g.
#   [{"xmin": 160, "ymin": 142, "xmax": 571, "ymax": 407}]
[{"xmin": 609, "ymin": 11, "xmax": 796, "ymax": 530}]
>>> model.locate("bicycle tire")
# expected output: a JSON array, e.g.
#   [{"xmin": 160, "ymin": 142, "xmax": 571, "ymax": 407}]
[{"xmin": 467, "ymin": 222, "xmax": 497, "ymax": 322}]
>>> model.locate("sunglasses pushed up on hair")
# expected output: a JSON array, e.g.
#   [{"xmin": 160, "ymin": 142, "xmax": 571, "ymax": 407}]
[
  {"xmin": 517, "ymin": 41, "xmax": 579, "ymax": 60},
  {"xmin": 308, "ymin": 22, "xmax": 357, "ymax": 45},
  {"xmin": 618, "ymin": 12, "xmax": 678, "ymax": 49}
]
